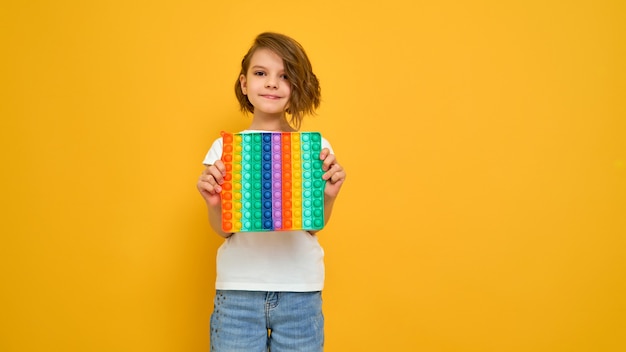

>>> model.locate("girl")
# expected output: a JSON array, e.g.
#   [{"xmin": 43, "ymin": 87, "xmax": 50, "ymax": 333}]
[{"xmin": 197, "ymin": 32, "xmax": 346, "ymax": 352}]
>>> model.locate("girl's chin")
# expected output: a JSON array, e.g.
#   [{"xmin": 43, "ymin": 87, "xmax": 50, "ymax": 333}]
[{"xmin": 255, "ymin": 107, "xmax": 288, "ymax": 116}]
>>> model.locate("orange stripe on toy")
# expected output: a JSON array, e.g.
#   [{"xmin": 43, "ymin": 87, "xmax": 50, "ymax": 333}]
[
  {"xmin": 220, "ymin": 132, "xmax": 234, "ymax": 232},
  {"xmin": 281, "ymin": 132, "xmax": 292, "ymax": 230}
]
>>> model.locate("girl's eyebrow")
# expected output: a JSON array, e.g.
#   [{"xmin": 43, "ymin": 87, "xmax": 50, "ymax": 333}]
[{"xmin": 250, "ymin": 65, "xmax": 283, "ymax": 72}]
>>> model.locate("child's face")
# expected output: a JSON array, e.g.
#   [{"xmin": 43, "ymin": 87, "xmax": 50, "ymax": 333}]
[{"xmin": 240, "ymin": 48, "xmax": 291, "ymax": 117}]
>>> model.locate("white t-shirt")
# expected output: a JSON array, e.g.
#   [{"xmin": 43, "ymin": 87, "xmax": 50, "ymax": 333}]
[{"xmin": 202, "ymin": 130, "xmax": 333, "ymax": 292}]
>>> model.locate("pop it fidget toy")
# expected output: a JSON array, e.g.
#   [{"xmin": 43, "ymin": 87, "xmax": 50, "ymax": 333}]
[{"xmin": 220, "ymin": 131, "xmax": 326, "ymax": 232}]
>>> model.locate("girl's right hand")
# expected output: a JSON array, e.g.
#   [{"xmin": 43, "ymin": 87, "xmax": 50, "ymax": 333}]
[{"xmin": 197, "ymin": 160, "xmax": 226, "ymax": 207}]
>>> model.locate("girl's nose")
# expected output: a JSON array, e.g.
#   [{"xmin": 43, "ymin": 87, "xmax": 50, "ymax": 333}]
[{"xmin": 265, "ymin": 77, "xmax": 278, "ymax": 88}]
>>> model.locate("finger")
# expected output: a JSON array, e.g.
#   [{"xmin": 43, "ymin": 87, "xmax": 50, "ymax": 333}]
[
  {"xmin": 199, "ymin": 171, "xmax": 222, "ymax": 193},
  {"xmin": 327, "ymin": 166, "xmax": 345, "ymax": 183},
  {"xmin": 197, "ymin": 179, "xmax": 220, "ymax": 195},
  {"xmin": 329, "ymin": 169, "xmax": 346, "ymax": 184},
  {"xmin": 210, "ymin": 176, "xmax": 223, "ymax": 193},
  {"xmin": 206, "ymin": 165, "xmax": 225, "ymax": 185},
  {"xmin": 321, "ymin": 154, "xmax": 336, "ymax": 171},
  {"xmin": 322, "ymin": 163, "xmax": 342, "ymax": 180},
  {"xmin": 319, "ymin": 148, "xmax": 330, "ymax": 160},
  {"xmin": 213, "ymin": 160, "xmax": 227, "ymax": 176}
]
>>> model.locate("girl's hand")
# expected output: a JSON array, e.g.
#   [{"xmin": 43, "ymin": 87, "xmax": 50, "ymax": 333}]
[
  {"xmin": 319, "ymin": 148, "xmax": 346, "ymax": 199},
  {"xmin": 197, "ymin": 160, "xmax": 226, "ymax": 207}
]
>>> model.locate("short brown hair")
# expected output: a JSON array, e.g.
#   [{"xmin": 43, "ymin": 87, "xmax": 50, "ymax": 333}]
[{"xmin": 235, "ymin": 32, "xmax": 321, "ymax": 130}]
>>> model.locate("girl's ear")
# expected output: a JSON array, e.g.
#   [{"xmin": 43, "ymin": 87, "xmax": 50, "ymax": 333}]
[{"xmin": 239, "ymin": 74, "xmax": 247, "ymax": 95}]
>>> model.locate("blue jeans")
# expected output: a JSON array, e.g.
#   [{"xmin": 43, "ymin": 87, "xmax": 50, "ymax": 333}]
[{"xmin": 210, "ymin": 290, "xmax": 324, "ymax": 352}]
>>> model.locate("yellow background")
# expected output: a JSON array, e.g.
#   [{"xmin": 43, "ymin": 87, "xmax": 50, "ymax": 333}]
[{"xmin": 2, "ymin": 0, "xmax": 625, "ymax": 351}]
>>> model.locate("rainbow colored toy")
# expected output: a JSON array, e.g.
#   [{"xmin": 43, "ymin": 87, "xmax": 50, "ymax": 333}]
[{"xmin": 220, "ymin": 131, "xmax": 326, "ymax": 232}]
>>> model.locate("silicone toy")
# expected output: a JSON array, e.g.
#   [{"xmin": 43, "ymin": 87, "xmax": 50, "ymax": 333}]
[{"xmin": 220, "ymin": 131, "xmax": 326, "ymax": 232}]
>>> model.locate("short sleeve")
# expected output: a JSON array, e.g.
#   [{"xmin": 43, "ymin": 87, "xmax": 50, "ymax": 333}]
[
  {"xmin": 202, "ymin": 137, "xmax": 223, "ymax": 165},
  {"xmin": 321, "ymin": 137, "xmax": 333, "ymax": 155}
]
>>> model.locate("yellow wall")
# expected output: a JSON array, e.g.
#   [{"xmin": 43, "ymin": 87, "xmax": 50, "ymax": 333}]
[{"xmin": 2, "ymin": 1, "xmax": 625, "ymax": 351}]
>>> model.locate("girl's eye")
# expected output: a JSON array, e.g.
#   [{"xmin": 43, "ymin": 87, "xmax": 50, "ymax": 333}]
[
  {"xmin": 281, "ymin": 75, "xmax": 288, "ymax": 80},
  {"xmin": 254, "ymin": 71, "xmax": 265, "ymax": 76}
]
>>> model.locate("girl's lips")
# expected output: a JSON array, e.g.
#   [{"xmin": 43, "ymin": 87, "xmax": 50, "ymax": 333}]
[{"xmin": 261, "ymin": 94, "xmax": 281, "ymax": 99}]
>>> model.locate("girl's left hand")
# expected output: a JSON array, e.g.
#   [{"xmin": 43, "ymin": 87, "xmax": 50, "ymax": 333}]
[{"xmin": 319, "ymin": 148, "xmax": 346, "ymax": 199}]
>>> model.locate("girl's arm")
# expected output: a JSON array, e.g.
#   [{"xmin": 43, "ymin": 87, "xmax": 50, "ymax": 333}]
[
  {"xmin": 309, "ymin": 148, "xmax": 346, "ymax": 234},
  {"xmin": 197, "ymin": 160, "xmax": 233, "ymax": 238}
]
